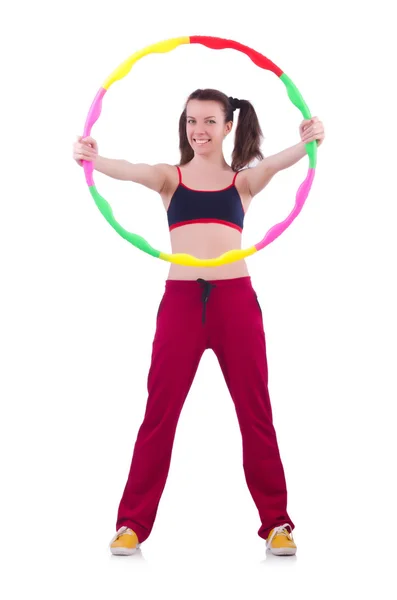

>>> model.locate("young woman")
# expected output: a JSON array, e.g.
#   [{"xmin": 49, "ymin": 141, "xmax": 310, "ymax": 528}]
[{"xmin": 73, "ymin": 89, "xmax": 324, "ymax": 556}]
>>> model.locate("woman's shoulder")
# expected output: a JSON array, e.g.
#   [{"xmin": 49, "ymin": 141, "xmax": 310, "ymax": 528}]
[{"xmin": 158, "ymin": 163, "xmax": 250, "ymax": 191}]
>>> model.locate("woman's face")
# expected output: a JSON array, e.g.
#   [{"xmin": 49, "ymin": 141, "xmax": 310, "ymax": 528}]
[{"xmin": 186, "ymin": 100, "xmax": 232, "ymax": 154}]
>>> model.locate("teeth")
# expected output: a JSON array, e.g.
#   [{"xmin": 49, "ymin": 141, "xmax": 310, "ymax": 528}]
[{"xmin": 194, "ymin": 139, "xmax": 210, "ymax": 144}]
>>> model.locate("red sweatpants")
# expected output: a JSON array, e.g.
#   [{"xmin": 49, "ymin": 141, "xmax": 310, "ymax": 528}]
[{"xmin": 116, "ymin": 276, "xmax": 294, "ymax": 543}]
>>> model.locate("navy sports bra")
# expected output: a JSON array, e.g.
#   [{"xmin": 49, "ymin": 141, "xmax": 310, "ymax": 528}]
[{"xmin": 167, "ymin": 166, "xmax": 245, "ymax": 232}]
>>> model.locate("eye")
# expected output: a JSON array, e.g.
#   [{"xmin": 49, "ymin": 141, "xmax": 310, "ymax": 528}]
[{"xmin": 186, "ymin": 119, "xmax": 216, "ymax": 124}]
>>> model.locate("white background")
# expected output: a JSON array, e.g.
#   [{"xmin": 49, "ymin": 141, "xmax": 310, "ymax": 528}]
[{"xmin": 1, "ymin": 0, "xmax": 396, "ymax": 598}]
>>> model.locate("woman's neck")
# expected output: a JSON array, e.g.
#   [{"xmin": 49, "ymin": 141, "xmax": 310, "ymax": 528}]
[{"xmin": 188, "ymin": 154, "xmax": 229, "ymax": 171}]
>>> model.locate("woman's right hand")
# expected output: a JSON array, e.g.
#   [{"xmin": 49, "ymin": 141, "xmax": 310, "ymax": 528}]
[{"xmin": 73, "ymin": 136, "xmax": 98, "ymax": 166}]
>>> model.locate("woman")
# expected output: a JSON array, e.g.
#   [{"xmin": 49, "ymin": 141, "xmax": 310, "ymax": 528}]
[{"xmin": 73, "ymin": 89, "xmax": 324, "ymax": 556}]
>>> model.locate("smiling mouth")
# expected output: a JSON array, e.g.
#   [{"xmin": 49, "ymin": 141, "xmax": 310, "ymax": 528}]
[{"xmin": 194, "ymin": 139, "xmax": 211, "ymax": 145}]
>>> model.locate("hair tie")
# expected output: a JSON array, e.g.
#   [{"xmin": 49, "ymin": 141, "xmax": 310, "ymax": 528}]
[{"xmin": 228, "ymin": 96, "xmax": 241, "ymax": 111}]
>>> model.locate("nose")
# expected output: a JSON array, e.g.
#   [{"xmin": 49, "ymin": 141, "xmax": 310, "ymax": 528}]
[{"xmin": 194, "ymin": 130, "xmax": 209, "ymax": 138}]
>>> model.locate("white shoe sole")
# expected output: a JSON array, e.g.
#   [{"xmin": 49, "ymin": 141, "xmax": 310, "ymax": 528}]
[
  {"xmin": 110, "ymin": 543, "xmax": 141, "ymax": 556},
  {"xmin": 267, "ymin": 546, "xmax": 297, "ymax": 556}
]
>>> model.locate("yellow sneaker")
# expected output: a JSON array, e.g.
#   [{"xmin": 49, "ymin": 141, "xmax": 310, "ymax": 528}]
[
  {"xmin": 266, "ymin": 523, "xmax": 297, "ymax": 556},
  {"xmin": 109, "ymin": 526, "xmax": 140, "ymax": 555}
]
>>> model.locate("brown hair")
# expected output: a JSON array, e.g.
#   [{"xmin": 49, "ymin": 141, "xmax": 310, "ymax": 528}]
[{"xmin": 178, "ymin": 88, "xmax": 264, "ymax": 172}]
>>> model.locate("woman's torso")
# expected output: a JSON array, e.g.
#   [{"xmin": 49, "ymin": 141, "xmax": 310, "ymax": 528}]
[{"xmin": 160, "ymin": 164, "xmax": 254, "ymax": 281}]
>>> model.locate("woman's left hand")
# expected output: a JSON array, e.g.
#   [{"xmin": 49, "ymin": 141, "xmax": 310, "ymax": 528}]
[{"xmin": 299, "ymin": 116, "xmax": 325, "ymax": 147}]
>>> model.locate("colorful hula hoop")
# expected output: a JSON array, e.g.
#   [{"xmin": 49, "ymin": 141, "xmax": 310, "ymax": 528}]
[{"xmin": 82, "ymin": 36, "xmax": 317, "ymax": 267}]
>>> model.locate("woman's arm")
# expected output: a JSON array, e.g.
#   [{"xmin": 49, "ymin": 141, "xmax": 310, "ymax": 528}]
[
  {"xmin": 245, "ymin": 117, "xmax": 324, "ymax": 198},
  {"xmin": 93, "ymin": 157, "xmax": 168, "ymax": 193},
  {"xmin": 245, "ymin": 143, "xmax": 307, "ymax": 197},
  {"xmin": 74, "ymin": 136, "xmax": 168, "ymax": 193},
  {"xmin": 263, "ymin": 142, "xmax": 308, "ymax": 173}
]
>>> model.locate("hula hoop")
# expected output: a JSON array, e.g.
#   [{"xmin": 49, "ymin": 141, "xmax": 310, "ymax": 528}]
[{"xmin": 82, "ymin": 36, "xmax": 317, "ymax": 267}]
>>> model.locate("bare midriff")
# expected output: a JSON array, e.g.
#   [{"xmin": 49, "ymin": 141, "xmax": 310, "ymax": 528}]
[{"xmin": 160, "ymin": 165, "xmax": 253, "ymax": 281}]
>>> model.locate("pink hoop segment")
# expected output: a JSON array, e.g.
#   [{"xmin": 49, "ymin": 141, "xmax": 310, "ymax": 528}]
[{"xmin": 255, "ymin": 168, "xmax": 315, "ymax": 251}]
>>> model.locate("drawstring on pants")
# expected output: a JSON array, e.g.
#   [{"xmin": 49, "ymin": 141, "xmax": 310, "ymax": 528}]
[{"xmin": 196, "ymin": 278, "xmax": 217, "ymax": 324}]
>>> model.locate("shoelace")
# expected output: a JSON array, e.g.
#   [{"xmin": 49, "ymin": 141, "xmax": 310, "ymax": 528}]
[
  {"xmin": 109, "ymin": 526, "xmax": 134, "ymax": 544},
  {"xmin": 266, "ymin": 522, "xmax": 293, "ymax": 546}
]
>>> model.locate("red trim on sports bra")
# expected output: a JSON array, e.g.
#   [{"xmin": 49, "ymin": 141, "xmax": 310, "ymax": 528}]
[
  {"xmin": 169, "ymin": 218, "xmax": 243, "ymax": 232},
  {"xmin": 175, "ymin": 165, "xmax": 240, "ymax": 192}
]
